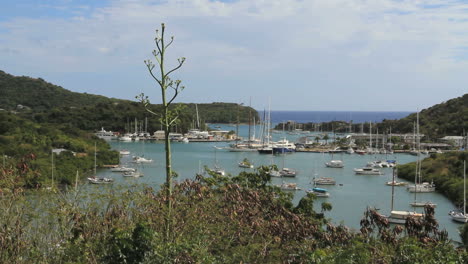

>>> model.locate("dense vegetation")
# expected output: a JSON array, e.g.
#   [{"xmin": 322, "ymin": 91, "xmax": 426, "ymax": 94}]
[
  {"xmin": 275, "ymin": 94, "xmax": 468, "ymax": 141},
  {"xmin": 0, "ymin": 70, "xmax": 118, "ymax": 111},
  {"xmin": 398, "ymin": 151, "xmax": 468, "ymax": 209},
  {"xmin": 0, "ymin": 111, "xmax": 118, "ymax": 190},
  {"xmin": 0, "ymin": 164, "xmax": 465, "ymax": 263},
  {"xmin": 380, "ymin": 94, "xmax": 468, "ymax": 140},
  {"xmin": 0, "ymin": 70, "xmax": 257, "ymax": 188},
  {"xmin": 0, "ymin": 70, "xmax": 258, "ymax": 134}
]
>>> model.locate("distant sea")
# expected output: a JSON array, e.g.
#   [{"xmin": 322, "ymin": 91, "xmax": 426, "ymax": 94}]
[{"xmin": 268, "ymin": 111, "xmax": 412, "ymax": 123}]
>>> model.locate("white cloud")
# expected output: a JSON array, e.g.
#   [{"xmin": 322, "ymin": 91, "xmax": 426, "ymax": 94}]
[{"xmin": 0, "ymin": 0, "xmax": 467, "ymax": 110}]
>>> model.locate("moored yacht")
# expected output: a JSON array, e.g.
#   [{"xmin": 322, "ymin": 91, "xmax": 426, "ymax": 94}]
[
  {"xmin": 272, "ymin": 138, "xmax": 296, "ymax": 154},
  {"xmin": 313, "ymin": 177, "xmax": 336, "ymax": 185},
  {"xmin": 306, "ymin": 187, "xmax": 330, "ymax": 197},
  {"xmin": 407, "ymin": 182, "xmax": 435, "ymax": 193},
  {"xmin": 95, "ymin": 127, "xmax": 117, "ymax": 140},
  {"xmin": 354, "ymin": 167, "xmax": 383, "ymax": 175},
  {"xmin": 325, "ymin": 160, "xmax": 344, "ymax": 168}
]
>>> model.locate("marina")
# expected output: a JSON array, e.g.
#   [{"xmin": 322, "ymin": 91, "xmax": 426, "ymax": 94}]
[{"xmin": 94, "ymin": 123, "xmax": 464, "ymax": 242}]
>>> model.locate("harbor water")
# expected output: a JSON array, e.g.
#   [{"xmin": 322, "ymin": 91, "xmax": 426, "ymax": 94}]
[{"xmin": 95, "ymin": 123, "xmax": 462, "ymax": 242}]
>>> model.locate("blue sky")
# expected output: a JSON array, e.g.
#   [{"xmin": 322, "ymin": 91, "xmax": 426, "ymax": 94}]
[{"xmin": 1, "ymin": 0, "xmax": 467, "ymax": 111}]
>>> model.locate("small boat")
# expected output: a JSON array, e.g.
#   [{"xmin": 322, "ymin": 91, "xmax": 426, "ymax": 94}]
[
  {"xmin": 238, "ymin": 162, "xmax": 254, "ymax": 168},
  {"xmin": 384, "ymin": 167, "xmax": 424, "ymax": 224},
  {"xmin": 88, "ymin": 177, "xmax": 114, "ymax": 184},
  {"xmin": 325, "ymin": 160, "xmax": 344, "ymax": 168},
  {"xmin": 346, "ymin": 147, "xmax": 354, "ymax": 154},
  {"xmin": 306, "ymin": 187, "xmax": 330, "ymax": 197},
  {"xmin": 119, "ymin": 135, "xmax": 133, "ymax": 142},
  {"xmin": 111, "ymin": 166, "xmax": 136, "ymax": 172},
  {"xmin": 88, "ymin": 143, "xmax": 115, "ymax": 184},
  {"xmin": 355, "ymin": 150, "xmax": 366, "ymax": 155},
  {"xmin": 450, "ymin": 161, "xmax": 467, "ymax": 223},
  {"xmin": 269, "ymin": 170, "xmax": 281, "ymax": 177},
  {"xmin": 238, "ymin": 158, "xmax": 254, "ymax": 168},
  {"xmin": 354, "ymin": 167, "xmax": 383, "ymax": 175},
  {"xmin": 313, "ymin": 177, "xmax": 336, "ymax": 185},
  {"xmin": 410, "ymin": 201, "xmax": 437, "ymax": 207},
  {"xmin": 132, "ymin": 156, "xmax": 153, "ymax": 163},
  {"xmin": 386, "ymin": 210, "xmax": 424, "ymax": 224},
  {"xmin": 119, "ymin": 150, "xmax": 130, "ymax": 155},
  {"xmin": 407, "ymin": 182, "xmax": 435, "ymax": 193},
  {"xmin": 213, "ymin": 166, "xmax": 225, "ymax": 176},
  {"xmin": 368, "ymin": 160, "xmax": 391, "ymax": 168},
  {"xmin": 449, "ymin": 210, "xmax": 468, "ymax": 223},
  {"xmin": 279, "ymin": 168, "xmax": 297, "ymax": 177},
  {"xmin": 277, "ymin": 182, "xmax": 301, "ymax": 191},
  {"xmin": 386, "ymin": 180, "xmax": 407, "ymax": 186},
  {"xmin": 123, "ymin": 170, "xmax": 144, "ymax": 178}
]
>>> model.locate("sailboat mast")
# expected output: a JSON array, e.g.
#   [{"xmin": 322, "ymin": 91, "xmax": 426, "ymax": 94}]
[
  {"xmin": 267, "ymin": 98, "xmax": 271, "ymax": 145},
  {"xmin": 464, "ymin": 160, "xmax": 466, "ymax": 215},
  {"xmin": 391, "ymin": 167, "xmax": 396, "ymax": 211},
  {"xmin": 94, "ymin": 142, "xmax": 97, "ymax": 175},
  {"xmin": 236, "ymin": 103, "xmax": 240, "ymax": 145},
  {"xmin": 195, "ymin": 104, "xmax": 200, "ymax": 130},
  {"xmin": 248, "ymin": 98, "xmax": 252, "ymax": 147},
  {"xmin": 51, "ymin": 150, "xmax": 54, "ymax": 186},
  {"xmin": 414, "ymin": 111, "xmax": 420, "ymax": 202}
]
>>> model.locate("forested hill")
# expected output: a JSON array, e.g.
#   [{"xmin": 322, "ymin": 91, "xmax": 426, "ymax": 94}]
[
  {"xmin": 0, "ymin": 70, "xmax": 258, "ymax": 131},
  {"xmin": 376, "ymin": 94, "xmax": 468, "ymax": 140},
  {"xmin": 0, "ymin": 70, "xmax": 119, "ymax": 111}
]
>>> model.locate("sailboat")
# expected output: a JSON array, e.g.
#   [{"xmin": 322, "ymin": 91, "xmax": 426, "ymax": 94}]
[
  {"xmin": 132, "ymin": 140, "xmax": 154, "ymax": 164},
  {"xmin": 325, "ymin": 129, "xmax": 344, "ymax": 168},
  {"xmin": 385, "ymin": 167, "xmax": 423, "ymax": 224},
  {"xmin": 238, "ymin": 158, "xmax": 254, "ymax": 168},
  {"xmin": 258, "ymin": 101, "xmax": 274, "ymax": 154},
  {"xmin": 449, "ymin": 160, "xmax": 467, "ymax": 223},
  {"xmin": 385, "ymin": 168, "xmax": 407, "ymax": 186},
  {"xmin": 407, "ymin": 112, "xmax": 435, "ymax": 193},
  {"xmin": 212, "ymin": 146, "xmax": 225, "ymax": 176},
  {"xmin": 88, "ymin": 143, "xmax": 114, "ymax": 184},
  {"xmin": 277, "ymin": 152, "xmax": 297, "ymax": 177}
]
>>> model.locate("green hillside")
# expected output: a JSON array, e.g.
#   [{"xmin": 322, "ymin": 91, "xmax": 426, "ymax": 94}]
[
  {"xmin": 376, "ymin": 94, "xmax": 468, "ymax": 140},
  {"xmin": 397, "ymin": 151, "xmax": 468, "ymax": 208},
  {"xmin": 0, "ymin": 111, "xmax": 118, "ymax": 189},
  {"xmin": 0, "ymin": 70, "xmax": 118, "ymax": 111},
  {"xmin": 0, "ymin": 70, "xmax": 258, "ymax": 133}
]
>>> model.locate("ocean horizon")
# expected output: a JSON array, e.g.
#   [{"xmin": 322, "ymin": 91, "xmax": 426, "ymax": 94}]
[{"xmin": 264, "ymin": 110, "xmax": 413, "ymax": 123}]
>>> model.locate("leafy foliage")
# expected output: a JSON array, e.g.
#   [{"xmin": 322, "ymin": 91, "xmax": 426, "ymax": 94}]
[
  {"xmin": 0, "ymin": 70, "xmax": 258, "ymax": 134},
  {"xmin": 0, "ymin": 167, "xmax": 466, "ymax": 263},
  {"xmin": 0, "ymin": 112, "xmax": 118, "ymax": 190},
  {"xmin": 397, "ymin": 151, "xmax": 467, "ymax": 209}
]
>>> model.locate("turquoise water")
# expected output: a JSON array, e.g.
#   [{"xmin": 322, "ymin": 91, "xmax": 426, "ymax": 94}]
[{"xmin": 95, "ymin": 124, "xmax": 462, "ymax": 242}]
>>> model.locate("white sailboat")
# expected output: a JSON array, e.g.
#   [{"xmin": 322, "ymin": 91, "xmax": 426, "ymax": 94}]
[
  {"xmin": 385, "ymin": 167, "xmax": 407, "ymax": 186},
  {"xmin": 325, "ymin": 131, "xmax": 344, "ymax": 168},
  {"xmin": 88, "ymin": 143, "xmax": 114, "ymax": 184},
  {"xmin": 212, "ymin": 146, "xmax": 225, "ymax": 176},
  {"xmin": 385, "ymin": 167, "xmax": 423, "ymax": 224},
  {"xmin": 449, "ymin": 161, "xmax": 467, "ymax": 223},
  {"xmin": 407, "ymin": 112, "xmax": 435, "ymax": 193},
  {"xmin": 238, "ymin": 158, "xmax": 254, "ymax": 168}
]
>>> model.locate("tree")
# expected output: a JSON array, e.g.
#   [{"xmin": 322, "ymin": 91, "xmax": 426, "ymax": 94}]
[{"xmin": 138, "ymin": 23, "xmax": 185, "ymax": 240}]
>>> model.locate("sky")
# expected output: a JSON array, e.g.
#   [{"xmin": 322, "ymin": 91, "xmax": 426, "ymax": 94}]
[{"xmin": 1, "ymin": 0, "xmax": 468, "ymax": 111}]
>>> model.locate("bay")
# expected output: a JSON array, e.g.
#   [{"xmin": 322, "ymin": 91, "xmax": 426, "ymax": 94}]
[
  {"xmin": 269, "ymin": 110, "xmax": 412, "ymax": 123},
  {"xmin": 94, "ymin": 124, "xmax": 461, "ymax": 243}
]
